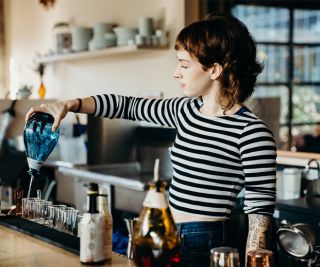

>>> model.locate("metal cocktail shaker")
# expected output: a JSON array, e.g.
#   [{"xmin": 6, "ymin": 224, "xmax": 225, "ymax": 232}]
[
  {"xmin": 247, "ymin": 249, "xmax": 274, "ymax": 267},
  {"xmin": 210, "ymin": 247, "xmax": 240, "ymax": 267}
]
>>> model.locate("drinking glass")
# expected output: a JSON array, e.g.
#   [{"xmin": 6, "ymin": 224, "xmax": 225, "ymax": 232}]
[
  {"xmin": 28, "ymin": 199, "xmax": 38, "ymax": 221},
  {"xmin": 57, "ymin": 207, "xmax": 74, "ymax": 233},
  {"xmin": 36, "ymin": 200, "xmax": 52, "ymax": 224},
  {"xmin": 71, "ymin": 209, "xmax": 80, "ymax": 236},
  {"xmin": 48, "ymin": 204, "xmax": 66, "ymax": 228},
  {"xmin": 22, "ymin": 197, "xmax": 38, "ymax": 219}
]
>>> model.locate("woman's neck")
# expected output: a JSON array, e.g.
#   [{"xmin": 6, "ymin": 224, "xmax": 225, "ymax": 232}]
[{"xmin": 200, "ymin": 92, "xmax": 243, "ymax": 117}]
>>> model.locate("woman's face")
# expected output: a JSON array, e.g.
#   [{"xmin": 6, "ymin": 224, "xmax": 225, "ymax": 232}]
[{"xmin": 173, "ymin": 49, "xmax": 213, "ymax": 97}]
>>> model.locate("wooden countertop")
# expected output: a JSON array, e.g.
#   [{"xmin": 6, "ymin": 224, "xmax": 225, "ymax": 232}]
[
  {"xmin": 0, "ymin": 225, "xmax": 136, "ymax": 267},
  {"xmin": 277, "ymin": 150, "xmax": 320, "ymax": 167}
]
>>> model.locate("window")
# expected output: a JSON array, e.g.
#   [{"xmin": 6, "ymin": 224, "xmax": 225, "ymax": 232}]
[{"xmin": 232, "ymin": 5, "xmax": 320, "ymax": 152}]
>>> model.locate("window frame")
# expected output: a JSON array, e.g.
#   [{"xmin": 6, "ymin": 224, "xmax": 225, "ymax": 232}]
[{"xmin": 229, "ymin": 4, "xmax": 320, "ymax": 150}]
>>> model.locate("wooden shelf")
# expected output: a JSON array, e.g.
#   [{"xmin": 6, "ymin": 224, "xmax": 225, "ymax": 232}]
[{"xmin": 35, "ymin": 45, "xmax": 168, "ymax": 64}]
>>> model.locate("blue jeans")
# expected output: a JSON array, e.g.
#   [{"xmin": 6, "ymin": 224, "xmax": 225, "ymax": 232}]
[{"xmin": 176, "ymin": 220, "xmax": 231, "ymax": 267}]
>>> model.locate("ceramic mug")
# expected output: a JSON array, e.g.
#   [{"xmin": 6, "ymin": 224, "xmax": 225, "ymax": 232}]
[{"xmin": 138, "ymin": 17, "xmax": 154, "ymax": 37}]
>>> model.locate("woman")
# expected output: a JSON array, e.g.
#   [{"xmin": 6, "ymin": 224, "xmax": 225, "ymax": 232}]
[{"xmin": 26, "ymin": 14, "xmax": 276, "ymax": 267}]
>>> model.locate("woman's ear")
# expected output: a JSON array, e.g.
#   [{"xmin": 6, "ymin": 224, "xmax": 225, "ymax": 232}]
[{"xmin": 210, "ymin": 63, "xmax": 223, "ymax": 80}]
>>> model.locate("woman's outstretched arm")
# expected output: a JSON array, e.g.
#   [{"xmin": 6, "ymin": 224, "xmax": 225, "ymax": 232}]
[{"xmin": 25, "ymin": 97, "xmax": 95, "ymax": 131}]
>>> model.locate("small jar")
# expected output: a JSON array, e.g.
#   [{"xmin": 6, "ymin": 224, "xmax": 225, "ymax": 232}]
[{"xmin": 52, "ymin": 22, "xmax": 72, "ymax": 54}]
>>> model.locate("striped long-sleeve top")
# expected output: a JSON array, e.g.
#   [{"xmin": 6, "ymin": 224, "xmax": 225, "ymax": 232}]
[{"xmin": 92, "ymin": 94, "xmax": 277, "ymax": 218}]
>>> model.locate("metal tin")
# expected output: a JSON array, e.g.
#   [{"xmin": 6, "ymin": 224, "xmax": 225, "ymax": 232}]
[
  {"xmin": 247, "ymin": 249, "xmax": 274, "ymax": 267},
  {"xmin": 210, "ymin": 247, "xmax": 240, "ymax": 267}
]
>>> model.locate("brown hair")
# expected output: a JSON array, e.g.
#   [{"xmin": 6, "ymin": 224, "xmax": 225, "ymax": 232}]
[{"xmin": 175, "ymin": 14, "xmax": 263, "ymax": 112}]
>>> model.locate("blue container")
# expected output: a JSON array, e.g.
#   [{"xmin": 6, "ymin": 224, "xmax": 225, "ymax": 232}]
[{"xmin": 23, "ymin": 112, "xmax": 59, "ymax": 175}]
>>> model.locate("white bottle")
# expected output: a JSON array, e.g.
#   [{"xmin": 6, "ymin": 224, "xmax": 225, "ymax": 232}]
[
  {"xmin": 99, "ymin": 186, "xmax": 113, "ymax": 261},
  {"xmin": 80, "ymin": 183, "xmax": 105, "ymax": 264}
]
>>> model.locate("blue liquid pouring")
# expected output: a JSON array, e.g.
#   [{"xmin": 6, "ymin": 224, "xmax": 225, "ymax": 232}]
[{"xmin": 23, "ymin": 112, "xmax": 59, "ymax": 197}]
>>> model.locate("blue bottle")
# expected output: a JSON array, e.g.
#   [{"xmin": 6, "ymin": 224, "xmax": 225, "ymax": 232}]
[{"xmin": 23, "ymin": 112, "xmax": 59, "ymax": 175}]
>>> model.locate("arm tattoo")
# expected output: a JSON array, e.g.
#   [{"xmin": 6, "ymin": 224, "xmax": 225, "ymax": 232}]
[{"xmin": 246, "ymin": 214, "xmax": 272, "ymax": 253}]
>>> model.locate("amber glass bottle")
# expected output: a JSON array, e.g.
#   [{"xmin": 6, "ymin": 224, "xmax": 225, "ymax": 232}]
[
  {"xmin": 37, "ymin": 63, "xmax": 46, "ymax": 99},
  {"xmin": 132, "ymin": 159, "xmax": 180, "ymax": 267},
  {"xmin": 38, "ymin": 81, "xmax": 46, "ymax": 99},
  {"xmin": 98, "ymin": 187, "xmax": 113, "ymax": 261}
]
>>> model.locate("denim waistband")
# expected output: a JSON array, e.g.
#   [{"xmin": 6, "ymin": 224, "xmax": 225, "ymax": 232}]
[{"xmin": 176, "ymin": 219, "xmax": 230, "ymax": 234}]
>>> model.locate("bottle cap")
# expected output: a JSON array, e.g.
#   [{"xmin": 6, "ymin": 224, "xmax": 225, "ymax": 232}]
[{"xmin": 87, "ymin": 183, "xmax": 99, "ymax": 195}]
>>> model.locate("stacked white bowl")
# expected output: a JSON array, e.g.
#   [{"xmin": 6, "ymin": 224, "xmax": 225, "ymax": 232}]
[
  {"xmin": 113, "ymin": 27, "xmax": 138, "ymax": 46},
  {"xmin": 89, "ymin": 23, "xmax": 116, "ymax": 51},
  {"xmin": 138, "ymin": 17, "xmax": 154, "ymax": 37},
  {"xmin": 71, "ymin": 27, "xmax": 92, "ymax": 52}
]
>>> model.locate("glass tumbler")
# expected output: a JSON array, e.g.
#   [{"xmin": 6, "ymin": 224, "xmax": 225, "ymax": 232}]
[
  {"xmin": 48, "ymin": 204, "xmax": 66, "ymax": 228},
  {"xmin": 28, "ymin": 199, "xmax": 39, "ymax": 221},
  {"xmin": 70, "ymin": 209, "xmax": 80, "ymax": 236},
  {"xmin": 36, "ymin": 200, "xmax": 52, "ymax": 224},
  {"xmin": 58, "ymin": 207, "xmax": 74, "ymax": 233},
  {"xmin": 22, "ymin": 198, "xmax": 38, "ymax": 219}
]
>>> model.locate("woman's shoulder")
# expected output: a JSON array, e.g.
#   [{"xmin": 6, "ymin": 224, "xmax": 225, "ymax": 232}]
[
  {"xmin": 237, "ymin": 108, "xmax": 264, "ymax": 124},
  {"xmin": 237, "ymin": 109, "xmax": 273, "ymax": 132}
]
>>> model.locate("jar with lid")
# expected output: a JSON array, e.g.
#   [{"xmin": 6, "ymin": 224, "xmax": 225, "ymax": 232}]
[{"xmin": 52, "ymin": 22, "xmax": 72, "ymax": 54}]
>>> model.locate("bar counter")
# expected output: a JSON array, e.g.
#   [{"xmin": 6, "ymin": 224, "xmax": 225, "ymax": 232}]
[{"xmin": 0, "ymin": 225, "xmax": 136, "ymax": 267}]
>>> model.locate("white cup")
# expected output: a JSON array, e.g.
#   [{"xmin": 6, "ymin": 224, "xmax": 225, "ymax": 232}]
[
  {"xmin": 138, "ymin": 17, "xmax": 154, "ymax": 37},
  {"xmin": 71, "ymin": 27, "xmax": 91, "ymax": 51},
  {"xmin": 283, "ymin": 168, "xmax": 302, "ymax": 199}
]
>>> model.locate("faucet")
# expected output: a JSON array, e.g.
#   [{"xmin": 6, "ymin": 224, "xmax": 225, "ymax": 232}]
[
  {"xmin": 301, "ymin": 159, "xmax": 320, "ymax": 197},
  {"xmin": 304, "ymin": 159, "xmax": 320, "ymax": 179}
]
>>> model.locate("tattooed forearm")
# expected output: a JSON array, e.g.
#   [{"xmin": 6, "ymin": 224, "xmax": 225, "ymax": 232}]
[{"xmin": 246, "ymin": 214, "xmax": 272, "ymax": 253}]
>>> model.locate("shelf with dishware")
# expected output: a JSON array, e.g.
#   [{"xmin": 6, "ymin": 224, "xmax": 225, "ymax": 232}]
[{"xmin": 34, "ymin": 44, "xmax": 169, "ymax": 64}]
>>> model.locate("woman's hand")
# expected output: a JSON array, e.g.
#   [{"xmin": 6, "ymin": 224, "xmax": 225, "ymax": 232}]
[
  {"xmin": 25, "ymin": 97, "xmax": 95, "ymax": 131},
  {"xmin": 25, "ymin": 99, "xmax": 77, "ymax": 131}
]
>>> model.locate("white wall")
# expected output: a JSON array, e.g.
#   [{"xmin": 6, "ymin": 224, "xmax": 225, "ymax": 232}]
[{"xmin": 3, "ymin": 0, "xmax": 185, "ymax": 100}]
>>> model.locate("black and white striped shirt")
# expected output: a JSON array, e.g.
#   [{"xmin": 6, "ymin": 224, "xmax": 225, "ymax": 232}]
[{"xmin": 92, "ymin": 94, "xmax": 277, "ymax": 218}]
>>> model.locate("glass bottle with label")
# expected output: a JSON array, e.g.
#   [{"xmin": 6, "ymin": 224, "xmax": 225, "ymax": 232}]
[
  {"xmin": 23, "ymin": 112, "xmax": 59, "ymax": 198},
  {"xmin": 98, "ymin": 186, "xmax": 113, "ymax": 261},
  {"xmin": 13, "ymin": 186, "xmax": 23, "ymax": 216},
  {"xmin": 132, "ymin": 159, "xmax": 180, "ymax": 267},
  {"xmin": 80, "ymin": 183, "xmax": 106, "ymax": 264}
]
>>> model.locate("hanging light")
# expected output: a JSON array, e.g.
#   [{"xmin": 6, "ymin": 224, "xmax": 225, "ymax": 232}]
[{"xmin": 39, "ymin": 0, "xmax": 56, "ymax": 10}]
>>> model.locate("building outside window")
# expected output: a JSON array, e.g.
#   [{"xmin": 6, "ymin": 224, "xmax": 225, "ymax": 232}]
[{"xmin": 232, "ymin": 5, "xmax": 320, "ymax": 152}]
